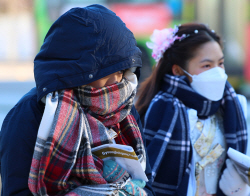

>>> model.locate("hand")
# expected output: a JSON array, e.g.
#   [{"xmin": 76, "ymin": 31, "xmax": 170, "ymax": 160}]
[
  {"xmin": 102, "ymin": 160, "xmax": 131, "ymax": 183},
  {"xmin": 119, "ymin": 179, "xmax": 147, "ymax": 196},
  {"xmin": 219, "ymin": 159, "xmax": 250, "ymax": 196}
]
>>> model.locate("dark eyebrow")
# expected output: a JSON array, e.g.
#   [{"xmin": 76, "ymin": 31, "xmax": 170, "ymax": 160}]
[{"xmin": 200, "ymin": 56, "xmax": 224, "ymax": 63}]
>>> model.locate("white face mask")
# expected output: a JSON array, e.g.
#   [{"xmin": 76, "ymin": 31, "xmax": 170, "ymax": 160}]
[{"xmin": 182, "ymin": 67, "xmax": 228, "ymax": 101}]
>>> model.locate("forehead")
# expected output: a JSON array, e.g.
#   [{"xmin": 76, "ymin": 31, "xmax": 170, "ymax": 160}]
[{"xmin": 192, "ymin": 41, "xmax": 223, "ymax": 61}]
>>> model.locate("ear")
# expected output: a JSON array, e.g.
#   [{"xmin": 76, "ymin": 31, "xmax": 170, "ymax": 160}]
[{"xmin": 172, "ymin": 64, "xmax": 184, "ymax": 76}]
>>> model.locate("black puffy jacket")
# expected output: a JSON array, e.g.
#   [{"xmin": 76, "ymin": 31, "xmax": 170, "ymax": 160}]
[{"xmin": 0, "ymin": 4, "xmax": 155, "ymax": 196}]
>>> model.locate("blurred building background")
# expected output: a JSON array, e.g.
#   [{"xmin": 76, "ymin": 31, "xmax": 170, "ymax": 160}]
[
  {"xmin": 1, "ymin": 0, "xmax": 250, "ymax": 191},
  {"xmin": 1, "ymin": 0, "xmax": 250, "ymax": 88},
  {"xmin": 1, "ymin": 1, "xmax": 250, "ymax": 129}
]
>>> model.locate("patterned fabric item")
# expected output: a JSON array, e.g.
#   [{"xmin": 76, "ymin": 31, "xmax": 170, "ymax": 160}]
[
  {"xmin": 119, "ymin": 180, "xmax": 147, "ymax": 196},
  {"xmin": 28, "ymin": 77, "xmax": 146, "ymax": 195},
  {"xmin": 143, "ymin": 74, "xmax": 247, "ymax": 196},
  {"xmin": 102, "ymin": 160, "xmax": 131, "ymax": 183}
]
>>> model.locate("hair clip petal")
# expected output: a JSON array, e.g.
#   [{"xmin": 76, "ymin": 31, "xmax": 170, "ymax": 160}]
[
  {"xmin": 147, "ymin": 25, "xmax": 207, "ymax": 62},
  {"xmin": 146, "ymin": 25, "xmax": 181, "ymax": 62}
]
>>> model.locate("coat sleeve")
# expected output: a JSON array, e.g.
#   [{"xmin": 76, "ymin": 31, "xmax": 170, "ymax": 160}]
[
  {"xmin": 131, "ymin": 106, "xmax": 156, "ymax": 196},
  {"xmin": 0, "ymin": 88, "xmax": 44, "ymax": 196}
]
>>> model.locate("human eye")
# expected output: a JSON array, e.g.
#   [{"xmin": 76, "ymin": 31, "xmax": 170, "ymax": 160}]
[
  {"xmin": 202, "ymin": 64, "xmax": 210, "ymax": 68},
  {"xmin": 118, "ymin": 70, "xmax": 126, "ymax": 74},
  {"xmin": 219, "ymin": 61, "xmax": 224, "ymax": 67},
  {"xmin": 117, "ymin": 70, "xmax": 123, "ymax": 74}
]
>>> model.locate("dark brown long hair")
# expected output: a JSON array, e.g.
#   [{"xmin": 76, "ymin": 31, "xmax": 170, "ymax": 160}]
[{"xmin": 135, "ymin": 23, "xmax": 222, "ymax": 120}]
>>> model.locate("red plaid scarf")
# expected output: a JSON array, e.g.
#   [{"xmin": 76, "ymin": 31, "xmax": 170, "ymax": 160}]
[{"xmin": 28, "ymin": 78, "xmax": 146, "ymax": 195}]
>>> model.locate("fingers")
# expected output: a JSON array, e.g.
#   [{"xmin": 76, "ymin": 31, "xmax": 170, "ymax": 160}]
[
  {"xmin": 218, "ymin": 177, "xmax": 224, "ymax": 192},
  {"xmin": 225, "ymin": 159, "xmax": 240, "ymax": 179},
  {"xmin": 219, "ymin": 168, "xmax": 234, "ymax": 195},
  {"xmin": 225, "ymin": 159, "xmax": 234, "ymax": 175},
  {"xmin": 46, "ymin": 91, "xmax": 59, "ymax": 109},
  {"xmin": 46, "ymin": 91, "xmax": 58, "ymax": 100},
  {"xmin": 52, "ymin": 91, "xmax": 58, "ymax": 102},
  {"xmin": 220, "ymin": 159, "xmax": 247, "ymax": 195}
]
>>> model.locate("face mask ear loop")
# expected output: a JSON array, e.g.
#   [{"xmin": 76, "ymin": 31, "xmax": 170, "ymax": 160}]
[{"xmin": 181, "ymin": 68, "xmax": 193, "ymax": 78}]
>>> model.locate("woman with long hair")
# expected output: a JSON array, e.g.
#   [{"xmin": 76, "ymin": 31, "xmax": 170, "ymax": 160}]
[{"xmin": 136, "ymin": 23, "xmax": 249, "ymax": 196}]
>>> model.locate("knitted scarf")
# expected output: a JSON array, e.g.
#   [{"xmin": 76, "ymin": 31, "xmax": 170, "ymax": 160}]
[
  {"xmin": 28, "ymin": 73, "xmax": 146, "ymax": 195},
  {"xmin": 144, "ymin": 74, "xmax": 247, "ymax": 196}
]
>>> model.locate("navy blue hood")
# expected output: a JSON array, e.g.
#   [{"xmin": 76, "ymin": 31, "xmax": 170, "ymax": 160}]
[{"xmin": 34, "ymin": 4, "xmax": 142, "ymax": 101}]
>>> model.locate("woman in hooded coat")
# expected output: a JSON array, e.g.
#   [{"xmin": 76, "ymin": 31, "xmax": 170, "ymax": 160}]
[{"xmin": 0, "ymin": 5, "xmax": 155, "ymax": 196}]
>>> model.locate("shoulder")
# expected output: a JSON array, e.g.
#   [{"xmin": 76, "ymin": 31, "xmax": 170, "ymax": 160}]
[
  {"xmin": 0, "ymin": 87, "xmax": 44, "ymax": 150},
  {"xmin": 145, "ymin": 91, "xmax": 176, "ymax": 119},
  {"xmin": 143, "ymin": 91, "xmax": 178, "ymax": 131},
  {"xmin": 17, "ymin": 87, "xmax": 42, "ymax": 107},
  {"xmin": 3, "ymin": 87, "xmax": 44, "ymax": 124},
  {"xmin": 151, "ymin": 91, "xmax": 174, "ymax": 103}
]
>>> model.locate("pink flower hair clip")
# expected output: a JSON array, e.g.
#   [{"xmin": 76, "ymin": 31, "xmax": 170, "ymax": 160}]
[{"xmin": 146, "ymin": 26, "xmax": 185, "ymax": 62}]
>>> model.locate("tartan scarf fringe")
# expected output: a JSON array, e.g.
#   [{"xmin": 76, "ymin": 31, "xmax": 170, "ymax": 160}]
[{"xmin": 29, "ymin": 76, "xmax": 146, "ymax": 195}]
